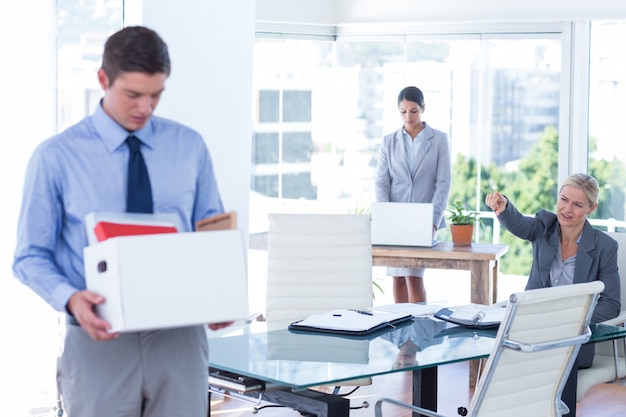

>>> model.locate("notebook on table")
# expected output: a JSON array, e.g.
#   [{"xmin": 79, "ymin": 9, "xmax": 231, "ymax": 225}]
[
  {"xmin": 434, "ymin": 305, "xmax": 507, "ymax": 329},
  {"xmin": 371, "ymin": 202, "xmax": 438, "ymax": 247},
  {"xmin": 288, "ymin": 309, "xmax": 413, "ymax": 336}
]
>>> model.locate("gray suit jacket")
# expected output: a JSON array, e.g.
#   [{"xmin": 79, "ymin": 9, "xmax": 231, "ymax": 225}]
[
  {"xmin": 498, "ymin": 200, "xmax": 621, "ymax": 366},
  {"xmin": 375, "ymin": 122, "xmax": 451, "ymax": 229}
]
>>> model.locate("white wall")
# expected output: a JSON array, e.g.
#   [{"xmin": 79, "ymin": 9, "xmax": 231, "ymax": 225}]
[
  {"xmin": 257, "ymin": 0, "xmax": 626, "ymax": 25},
  {"xmin": 0, "ymin": 2, "xmax": 57, "ymax": 271},
  {"xmin": 0, "ymin": 2, "xmax": 59, "ymax": 414},
  {"xmin": 336, "ymin": 0, "xmax": 626, "ymax": 24},
  {"xmin": 139, "ymin": 0, "xmax": 255, "ymax": 243},
  {"xmin": 256, "ymin": 0, "xmax": 338, "ymax": 24}
]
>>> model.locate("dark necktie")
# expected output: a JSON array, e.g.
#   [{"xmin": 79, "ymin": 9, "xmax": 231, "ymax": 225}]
[{"xmin": 126, "ymin": 135, "xmax": 153, "ymax": 213}]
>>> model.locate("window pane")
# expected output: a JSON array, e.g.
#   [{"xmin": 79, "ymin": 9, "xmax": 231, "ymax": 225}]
[
  {"xmin": 283, "ymin": 90, "xmax": 312, "ymax": 122},
  {"xmin": 251, "ymin": 35, "xmax": 562, "ymax": 277},
  {"xmin": 589, "ymin": 22, "xmax": 626, "ymax": 231},
  {"xmin": 283, "ymin": 131, "xmax": 312, "ymax": 162},
  {"xmin": 253, "ymin": 132, "xmax": 279, "ymax": 164},
  {"xmin": 252, "ymin": 39, "xmax": 335, "ymax": 202},
  {"xmin": 57, "ymin": 1, "xmax": 122, "ymax": 131},
  {"xmin": 446, "ymin": 38, "xmax": 562, "ymax": 276},
  {"xmin": 283, "ymin": 173, "xmax": 316, "ymax": 199},
  {"xmin": 258, "ymin": 90, "xmax": 279, "ymax": 122},
  {"xmin": 253, "ymin": 174, "xmax": 279, "ymax": 198}
]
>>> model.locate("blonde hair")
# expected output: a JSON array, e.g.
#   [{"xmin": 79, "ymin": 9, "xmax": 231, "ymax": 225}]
[{"xmin": 560, "ymin": 173, "xmax": 599, "ymax": 207}]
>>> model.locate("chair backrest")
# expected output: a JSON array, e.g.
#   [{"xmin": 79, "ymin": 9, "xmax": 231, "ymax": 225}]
[
  {"xmin": 470, "ymin": 281, "xmax": 604, "ymax": 417},
  {"xmin": 265, "ymin": 213, "xmax": 373, "ymax": 322},
  {"xmin": 606, "ymin": 231, "xmax": 626, "ymax": 309}
]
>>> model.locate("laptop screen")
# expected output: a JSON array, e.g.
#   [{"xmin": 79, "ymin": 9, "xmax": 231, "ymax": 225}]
[{"xmin": 371, "ymin": 202, "xmax": 437, "ymax": 247}]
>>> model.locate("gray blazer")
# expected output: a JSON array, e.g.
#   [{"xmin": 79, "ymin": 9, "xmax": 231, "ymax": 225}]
[
  {"xmin": 375, "ymin": 122, "xmax": 451, "ymax": 229},
  {"xmin": 498, "ymin": 199, "xmax": 621, "ymax": 366}
]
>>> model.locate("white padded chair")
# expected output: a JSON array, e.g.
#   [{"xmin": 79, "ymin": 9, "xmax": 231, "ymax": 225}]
[
  {"xmin": 266, "ymin": 213, "xmax": 373, "ymax": 321},
  {"xmin": 375, "ymin": 281, "xmax": 604, "ymax": 417},
  {"xmin": 576, "ymin": 231, "xmax": 626, "ymax": 401},
  {"xmin": 265, "ymin": 213, "xmax": 374, "ymax": 393}
]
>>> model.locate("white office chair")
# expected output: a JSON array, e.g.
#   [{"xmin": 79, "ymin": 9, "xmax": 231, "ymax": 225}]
[
  {"xmin": 576, "ymin": 231, "xmax": 626, "ymax": 401},
  {"xmin": 265, "ymin": 213, "xmax": 374, "ymax": 401},
  {"xmin": 266, "ymin": 212, "xmax": 373, "ymax": 321},
  {"xmin": 375, "ymin": 281, "xmax": 604, "ymax": 417}
]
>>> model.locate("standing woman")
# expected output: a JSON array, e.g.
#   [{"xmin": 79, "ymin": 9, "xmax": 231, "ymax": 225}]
[{"xmin": 375, "ymin": 86, "xmax": 451, "ymax": 303}]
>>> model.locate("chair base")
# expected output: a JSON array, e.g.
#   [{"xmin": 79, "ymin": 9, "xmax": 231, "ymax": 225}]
[{"xmin": 209, "ymin": 387, "xmax": 350, "ymax": 417}]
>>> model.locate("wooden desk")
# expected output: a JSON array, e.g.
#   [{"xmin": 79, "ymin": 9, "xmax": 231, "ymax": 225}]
[
  {"xmin": 373, "ymin": 242, "xmax": 509, "ymax": 388},
  {"xmin": 372, "ymin": 242, "xmax": 509, "ymax": 306}
]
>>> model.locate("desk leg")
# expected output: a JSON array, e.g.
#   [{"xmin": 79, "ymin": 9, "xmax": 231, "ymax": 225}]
[
  {"xmin": 469, "ymin": 260, "xmax": 493, "ymax": 388},
  {"xmin": 469, "ymin": 260, "xmax": 491, "ymax": 305},
  {"xmin": 413, "ymin": 367, "xmax": 437, "ymax": 416},
  {"xmin": 492, "ymin": 260, "xmax": 499, "ymax": 304}
]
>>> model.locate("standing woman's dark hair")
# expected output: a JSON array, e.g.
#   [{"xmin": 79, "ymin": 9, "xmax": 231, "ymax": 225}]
[
  {"xmin": 397, "ymin": 86, "xmax": 425, "ymax": 108},
  {"xmin": 101, "ymin": 26, "xmax": 171, "ymax": 86}
]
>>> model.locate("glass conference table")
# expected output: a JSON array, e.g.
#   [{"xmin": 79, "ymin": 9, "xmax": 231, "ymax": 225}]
[{"xmin": 207, "ymin": 318, "xmax": 626, "ymax": 417}]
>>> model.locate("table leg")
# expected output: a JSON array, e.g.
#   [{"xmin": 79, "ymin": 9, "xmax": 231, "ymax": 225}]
[
  {"xmin": 469, "ymin": 260, "xmax": 493, "ymax": 388},
  {"xmin": 468, "ymin": 358, "xmax": 488, "ymax": 389},
  {"xmin": 492, "ymin": 260, "xmax": 499, "ymax": 304},
  {"xmin": 412, "ymin": 367, "xmax": 438, "ymax": 416},
  {"xmin": 469, "ymin": 260, "xmax": 491, "ymax": 305}
]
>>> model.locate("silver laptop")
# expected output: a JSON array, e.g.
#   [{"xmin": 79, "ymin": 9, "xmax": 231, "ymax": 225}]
[{"xmin": 371, "ymin": 202, "xmax": 438, "ymax": 247}]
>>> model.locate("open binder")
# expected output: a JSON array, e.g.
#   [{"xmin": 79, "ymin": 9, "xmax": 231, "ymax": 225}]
[
  {"xmin": 434, "ymin": 305, "xmax": 506, "ymax": 329},
  {"xmin": 288, "ymin": 309, "xmax": 413, "ymax": 336}
]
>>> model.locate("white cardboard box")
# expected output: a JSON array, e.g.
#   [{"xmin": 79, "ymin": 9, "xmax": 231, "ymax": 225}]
[{"xmin": 84, "ymin": 229, "xmax": 249, "ymax": 332}]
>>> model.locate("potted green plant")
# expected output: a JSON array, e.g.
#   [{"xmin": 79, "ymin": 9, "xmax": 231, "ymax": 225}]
[{"xmin": 446, "ymin": 201, "xmax": 480, "ymax": 246}]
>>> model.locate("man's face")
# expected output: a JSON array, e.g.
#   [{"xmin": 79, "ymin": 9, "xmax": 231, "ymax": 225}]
[{"xmin": 98, "ymin": 69, "xmax": 167, "ymax": 132}]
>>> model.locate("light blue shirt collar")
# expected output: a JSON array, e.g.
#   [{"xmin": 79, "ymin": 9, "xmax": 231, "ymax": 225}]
[
  {"xmin": 402, "ymin": 127, "xmax": 425, "ymax": 175},
  {"xmin": 92, "ymin": 102, "xmax": 155, "ymax": 152}
]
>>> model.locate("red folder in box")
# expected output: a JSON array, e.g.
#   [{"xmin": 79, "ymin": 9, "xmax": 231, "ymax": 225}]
[{"xmin": 94, "ymin": 221, "xmax": 178, "ymax": 242}]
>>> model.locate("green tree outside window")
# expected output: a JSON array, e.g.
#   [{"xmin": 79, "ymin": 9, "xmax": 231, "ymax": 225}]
[{"xmin": 444, "ymin": 126, "xmax": 626, "ymax": 275}]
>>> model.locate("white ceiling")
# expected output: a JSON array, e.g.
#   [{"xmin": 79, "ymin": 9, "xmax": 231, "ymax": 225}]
[{"xmin": 256, "ymin": 0, "xmax": 626, "ymax": 26}]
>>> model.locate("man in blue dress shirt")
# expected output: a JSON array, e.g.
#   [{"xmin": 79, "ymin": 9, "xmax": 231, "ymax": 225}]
[{"xmin": 13, "ymin": 26, "xmax": 231, "ymax": 416}]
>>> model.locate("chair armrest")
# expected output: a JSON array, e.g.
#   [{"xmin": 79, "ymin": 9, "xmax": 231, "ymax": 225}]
[
  {"xmin": 601, "ymin": 311, "xmax": 626, "ymax": 327},
  {"xmin": 245, "ymin": 312, "xmax": 264, "ymax": 323},
  {"xmin": 503, "ymin": 327, "xmax": 591, "ymax": 353},
  {"xmin": 206, "ymin": 312, "xmax": 265, "ymax": 339}
]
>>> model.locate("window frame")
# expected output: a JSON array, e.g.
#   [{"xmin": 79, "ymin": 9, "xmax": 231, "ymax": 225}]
[{"xmin": 255, "ymin": 20, "xmax": 589, "ymax": 197}]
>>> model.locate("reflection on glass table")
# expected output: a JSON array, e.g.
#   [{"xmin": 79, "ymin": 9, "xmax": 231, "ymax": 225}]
[{"xmin": 207, "ymin": 317, "xmax": 497, "ymax": 390}]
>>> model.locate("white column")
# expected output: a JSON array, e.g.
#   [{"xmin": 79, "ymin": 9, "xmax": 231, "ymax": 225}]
[
  {"xmin": 135, "ymin": 0, "xmax": 255, "ymax": 245},
  {"xmin": 0, "ymin": 2, "xmax": 58, "ymax": 415}
]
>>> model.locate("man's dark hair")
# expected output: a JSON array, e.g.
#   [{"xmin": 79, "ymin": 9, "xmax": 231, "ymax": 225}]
[{"xmin": 101, "ymin": 26, "xmax": 171, "ymax": 86}]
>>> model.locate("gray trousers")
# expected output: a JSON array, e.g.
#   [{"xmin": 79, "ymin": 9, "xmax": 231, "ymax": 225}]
[{"xmin": 58, "ymin": 324, "xmax": 208, "ymax": 417}]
